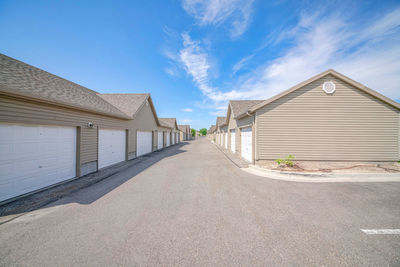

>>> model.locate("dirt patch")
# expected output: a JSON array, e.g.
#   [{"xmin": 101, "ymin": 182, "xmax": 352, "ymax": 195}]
[{"xmin": 257, "ymin": 160, "xmax": 400, "ymax": 174}]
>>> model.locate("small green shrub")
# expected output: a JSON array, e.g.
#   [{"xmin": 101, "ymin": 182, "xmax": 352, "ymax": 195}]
[{"xmin": 275, "ymin": 155, "xmax": 295, "ymax": 167}]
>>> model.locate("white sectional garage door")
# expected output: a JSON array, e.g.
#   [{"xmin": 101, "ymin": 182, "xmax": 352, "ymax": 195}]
[
  {"xmin": 0, "ymin": 123, "xmax": 76, "ymax": 202},
  {"xmin": 166, "ymin": 132, "xmax": 170, "ymax": 146},
  {"xmin": 230, "ymin": 130, "xmax": 236, "ymax": 153},
  {"xmin": 225, "ymin": 133, "xmax": 228, "ymax": 149},
  {"xmin": 137, "ymin": 131, "xmax": 152, "ymax": 157},
  {"xmin": 98, "ymin": 129, "xmax": 126, "ymax": 169},
  {"xmin": 241, "ymin": 127, "xmax": 252, "ymax": 162},
  {"xmin": 157, "ymin": 132, "xmax": 163, "ymax": 150},
  {"xmin": 172, "ymin": 132, "xmax": 175, "ymax": 144}
]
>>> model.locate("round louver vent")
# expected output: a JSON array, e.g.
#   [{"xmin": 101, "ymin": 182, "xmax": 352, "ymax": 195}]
[{"xmin": 323, "ymin": 81, "xmax": 336, "ymax": 94}]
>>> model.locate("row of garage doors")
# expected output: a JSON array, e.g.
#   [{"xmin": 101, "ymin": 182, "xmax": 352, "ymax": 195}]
[
  {"xmin": 218, "ymin": 127, "xmax": 252, "ymax": 163},
  {"xmin": 0, "ymin": 123, "xmax": 178, "ymax": 202}
]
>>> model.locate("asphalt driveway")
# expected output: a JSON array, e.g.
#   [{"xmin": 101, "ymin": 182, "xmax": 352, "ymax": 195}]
[{"xmin": 0, "ymin": 138, "xmax": 399, "ymax": 266}]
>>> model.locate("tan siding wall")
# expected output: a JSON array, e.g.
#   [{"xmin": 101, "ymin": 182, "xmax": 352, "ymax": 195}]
[
  {"xmin": 228, "ymin": 115, "xmax": 237, "ymax": 129},
  {"xmin": 127, "ymin": 103, "xmax": 158, "ymax": 155},
  {"xmin": 256, "ymin": 75, "xmax": 399, "ymax": 161},
  {"xmin": 227, "ymin": 111, "xmax": 235, "ymax": 152},
  {"xmin": 0, "ymin": 95, "xmax": 128, "ymax": 164},
  {"xmin": 0, "ymin": 95, "xmax": 160, "ymax": 165}
]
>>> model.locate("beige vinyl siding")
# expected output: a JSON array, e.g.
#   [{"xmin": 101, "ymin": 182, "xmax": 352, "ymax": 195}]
[
  {"xmin": 235, "ymin": 115, "xmax": 254, "ymax": 155},
  {"xmin": 228, "ymin": 113, "xmax": 237, "ymax": 129},
  {"xmin": 227, "ymin": 110, "xmax": 235, "ymax": 152},
  {"xmin": 237, "ymin": 115, "xmax": 253, "ymax": 128},
  {"xmin": 221, "ymin": 125, "xmax": 227, "ymax": 147},
  {"xmin": 179, "ymin": 131, "xmax": 184, "ymax": 141},
  {"xmin": 256, "ymin": 74, "xmax": 399, "ymax": 161},
  {"xmin": 158, "ymin": 126, "xmax": 171, "ymax": 146},
  {"xmin": 0, "ymin": 95, "xmax": 130, "ymax": 164},
  {"xmin": 127, "ymin": 103, "xmax": 158, "ymax": 156}
]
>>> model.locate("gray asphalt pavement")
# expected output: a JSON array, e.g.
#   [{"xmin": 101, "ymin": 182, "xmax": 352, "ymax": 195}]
[{"xmin": 1, "ymin": 137, "xmax": 400, "ymax": 266}]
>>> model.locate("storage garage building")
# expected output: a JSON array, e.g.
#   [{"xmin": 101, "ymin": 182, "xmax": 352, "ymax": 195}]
[
  {"xmin": 225, "ymin": 100, "xmax": 263, "ymax": 161},
  {"xmin": 178, "ymin": 125, "xmax": 191, "ymax": 141},
  {"xmin": 98, "ymin": 94, "xmax": 161, "ymax": 158},
  {"xmin": 214, "ymin": 117, "xmax": 226, "ymax": 147},
  {"xmin": 0, "ymin": 54, "xmax": 164, "ymax": 203},
  {"xmin": 159, "ymin": 118, "xmax": 179, "ymax": 147},
  {"xmin": 231, "ymin": 69, "xmax": 400, "ymax": 163}
]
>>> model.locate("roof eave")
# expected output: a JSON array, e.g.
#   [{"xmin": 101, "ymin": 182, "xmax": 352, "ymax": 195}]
[{"xmin": 0, "ymin": 90, "xmax": 131, "ymax": 120}]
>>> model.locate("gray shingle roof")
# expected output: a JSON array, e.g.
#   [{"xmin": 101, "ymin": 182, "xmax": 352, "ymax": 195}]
[
  {"xmin": 230, "ymin": 100, "xmax": 263, "ymax": 118},
  {"xmin": 208, "ymin": 125, "xmax": 216, "ymax": 133},
  {"xmin": 0, "ymin": 53, "xmax": 129, "ymax": 119},
  {"xmin": 97, "ymin": 94, "xmax": 149, "ymax": 118},
  {"xmin": 216, "ymin": 117, "xmax": 226, "ymax": 126},
  {"xmin": 178, "ymin": 125, "xmax": 190, "ymax": 132},
  {"xmin": 159, "ymin": 118, "xmax": 177, "ymax": 129}
]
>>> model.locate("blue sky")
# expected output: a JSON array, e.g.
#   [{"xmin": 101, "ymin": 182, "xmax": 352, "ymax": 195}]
[{"xmin": 1, "ymin": 0, "xmax": 399, "ymax": 130}]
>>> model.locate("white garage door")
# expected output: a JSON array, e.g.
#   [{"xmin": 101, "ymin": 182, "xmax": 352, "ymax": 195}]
[
  {"xmin": 0, "ymin": 123, "xmax": 76, "ymax": 202},
  {"xmin": 172, "ymin": 132, "xmax": 175, "ymax": 144},
  {"xmin": 166, "ymin": 132, "xmax": 170, "ymax": 146},
  {"xmin": 241, "ymin": 127, "xmax": 252, "ymax": 162},
  {"xmin": 137, "ymin": 131, "xmax": 152, "ymax": 157},
  {"xmin": 230, "ymin": 130, "xmax": 236, "ymax": 153},
  {"xmin": 99, "ymin": 129, "xmax": 125, "ymax": 169},
  {"xmin": 157, "ymin": 131, "xmax": 163, "ymax": 150},
  {"xmin": 225, "ymin": 133, "xmax": 228, "ymax": 149}
]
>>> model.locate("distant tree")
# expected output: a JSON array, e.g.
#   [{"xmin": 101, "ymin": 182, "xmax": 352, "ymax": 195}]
[
  {"xmin": 199, "ymin": 128, "xmax": 207, "ymax": 136},
  {"xmin": 191, "ymin": 128, "xmax": 196, "ymax": 137}
]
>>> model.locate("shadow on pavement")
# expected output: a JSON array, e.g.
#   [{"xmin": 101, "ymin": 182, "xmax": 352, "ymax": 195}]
[{"xmin": 0, "ymin": 142, "xmax": 190, "ymax": 218}]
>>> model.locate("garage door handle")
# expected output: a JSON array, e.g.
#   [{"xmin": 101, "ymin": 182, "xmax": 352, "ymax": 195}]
[{"xmin": 38, "ymin": 166, "xmax": 43, "ymax": 168}]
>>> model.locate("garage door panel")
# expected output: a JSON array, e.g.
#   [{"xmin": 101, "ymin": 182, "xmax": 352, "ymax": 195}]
[
  {"xmin": 157, "ymin": 132, "xmax": 163, "ymax": 149},
  {"xmin": 13, "ymin": 142, "xmax": 37, "ymax": 156},
  {"xmin": 166, "ymin": 132, "xmax": 170, "ymax": 146},
  {"xmin": 98, "ymin": 129, "xmax": 126, "ymax": 169},
  {"xmin": 241, "ymin": 127, "xmax": 252, "ymax": 162},
  {"xmin": 225, "ymin": 133, "xmax": 228, "ymax": 149},
  {"xmin": 0, "ymin": 123, "xmax": 77, "ymax": 202},
  {"xmin": 0, "ymin": 124, "xmax": 13, "ymax": 138},
  {"xmin": 0, "ymin": 143, "xmax": 12, "ymax": 157},
  {"xmin": 231, "ymin": 131, "xmax": 235, "ymax": 153},
  {"xmin": 137, "ymin": 131, "xmax": 152, "ymax": 157}
]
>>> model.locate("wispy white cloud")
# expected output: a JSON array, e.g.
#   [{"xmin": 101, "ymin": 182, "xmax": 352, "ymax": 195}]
[
  {"xmin": 182, "ymin": 0, "xmax": 255, "ymax": 37},
  {"xmin": 180, "ymin": 119, "xmax": 192, "ymax": 123},
  {"xmin": 178, "ymin": 33, "xmax": 257, "ymax": 104},
  {"xmin": 209, "ymin": 110, "xmax": 227, "ymax": 116},
  {"xmin": 182, "ymin": 108, "xmax": 193, "ymax": 112},
  {"xmin": 164, "ymin": 66, "xmax": 180, "ymax": 77},
  {"xmin": 178, "ymin": 33, "xmax": 220, "ymax": 101},
  {"xmin": 232, "ymin": 54, "xmax": 254, "ymax": 74},
  {"xmin": 225, "ymin": 8, "xmax": 400, "ymax": 102},
  {"xmin": 171, "ymin": 8, "xmax": 400, "ymax": 118}
]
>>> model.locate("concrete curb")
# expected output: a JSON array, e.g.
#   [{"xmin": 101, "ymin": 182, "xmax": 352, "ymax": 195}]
[{"xmin": 242, "ymin": 165, "xmax": 400, "ymax": 183}]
